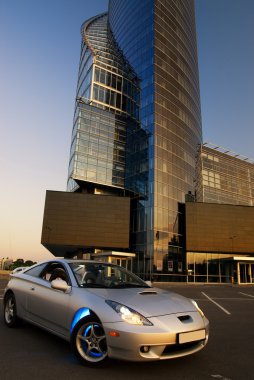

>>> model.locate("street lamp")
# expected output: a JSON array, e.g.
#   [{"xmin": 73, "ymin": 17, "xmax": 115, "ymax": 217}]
[{"xmin": 229, "ymin": 235, "xmax": 237, "ymax": 284}]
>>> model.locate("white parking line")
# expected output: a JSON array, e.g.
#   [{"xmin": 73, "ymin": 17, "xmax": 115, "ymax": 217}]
[
  {"xmin": 239, "ymin": 292, "xmax": 254, "ymax": 298},
  {"xmin": 201, "ymin": 292, "xmax": 231, "ymax": 315},
  {"xmin": 195, "ymin": 297, "xmax": 252, "ymax": 301},
  {"xmin": 201, "ymin": 297, "xmax": 253, "ymax": 300}
]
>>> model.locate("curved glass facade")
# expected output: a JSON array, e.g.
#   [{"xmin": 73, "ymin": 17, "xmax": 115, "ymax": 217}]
[
  {"xmin": 68, "ymin": 12, "xmax": 146, "ymax": 194},
  {"xmin": 109, "ymin": 0, "xmax": 202, "ymax": 275},
  {"xmin": 153, "ymin": 0, "xmax": 202, "ymax": 275},
  {"xmin": 68, "ymin": 0, "xmax": 202, "ymax": 278},
  {"xmin": 78, "ymin": 13, "xmax": 139, "ymax": 118},
  {"xmin": 109, "ymin": 0, "xmax": 155, "ymax": 275}
]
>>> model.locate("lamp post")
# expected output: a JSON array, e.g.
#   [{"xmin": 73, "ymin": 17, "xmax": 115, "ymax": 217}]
[{"xmin": 229, "ymin": 235, "xmax": 237, "ymax": 284}]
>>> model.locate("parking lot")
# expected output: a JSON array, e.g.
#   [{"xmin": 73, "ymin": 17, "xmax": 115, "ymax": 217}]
[{"xmin": 1, "ymin": 279, "xmax": 254, "ymax": 380}]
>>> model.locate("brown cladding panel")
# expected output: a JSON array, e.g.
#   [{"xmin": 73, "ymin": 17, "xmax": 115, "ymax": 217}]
[
  {"xmin": 41, "ymin": 191, "xmax": 130, "ymax": 255},
  {"xmin": 186, "ymin": 202, "xmax": 254, "ymax": 254}
]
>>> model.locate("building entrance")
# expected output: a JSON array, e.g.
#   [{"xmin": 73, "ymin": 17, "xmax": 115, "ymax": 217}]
[
  {"xmin": 186, "ymin": 253, "xmax": 254, "ymax": 284},
  {"xmin": 92, "ymin": 251, "xmax": 135, "ymax": 272},
  {"xmin": 238, "ymin": 263, "xmax": 254, "ymax": 284},
  {"xmin": 110, "ymin": 257, "xmax": 131, "ymax": 271}
]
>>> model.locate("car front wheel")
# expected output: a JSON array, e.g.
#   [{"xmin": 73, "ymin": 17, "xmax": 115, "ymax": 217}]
[
  {"xmin": 71, "ymin": 317, "xmax": 108, "ymax": 366},
  {"xmin": 4, "ymin": 293, "xmax": 20, "ymax": 327}
]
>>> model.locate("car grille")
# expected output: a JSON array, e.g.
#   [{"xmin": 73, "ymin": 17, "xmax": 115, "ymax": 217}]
[{"xmin": 162, "ymin": 340, "xmax": 204, "ymax": 356}]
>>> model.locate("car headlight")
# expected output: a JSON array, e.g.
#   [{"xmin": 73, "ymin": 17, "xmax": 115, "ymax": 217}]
[
  {"xmin": 105, "ymin": 300, "xmax": 153, "ymax": 326},
  {"xmin": 191, "ymin": 300, "xmax": 205, "ymax": 318}
]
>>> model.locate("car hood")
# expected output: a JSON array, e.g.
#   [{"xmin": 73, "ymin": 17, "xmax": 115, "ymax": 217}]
[{"xmin": 86, "ymin": 287, "xmax": 196, "ymax": 317}]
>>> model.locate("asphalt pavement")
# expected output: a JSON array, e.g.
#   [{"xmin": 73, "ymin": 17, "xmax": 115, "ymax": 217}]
[{"xmin": 1, "ymin": 279, "xmax": 254, "ymax": 380}]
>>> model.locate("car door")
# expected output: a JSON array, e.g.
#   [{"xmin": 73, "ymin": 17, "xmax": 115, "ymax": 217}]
[{"xmin": 26, "ymin": 274, "xmax": 71, "ymax": 338}]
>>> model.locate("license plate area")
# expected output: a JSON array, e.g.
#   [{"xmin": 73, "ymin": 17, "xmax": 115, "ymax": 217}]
[{"xmin": 178, "ymin": 329, "xmax": 206, "ymax": 344}]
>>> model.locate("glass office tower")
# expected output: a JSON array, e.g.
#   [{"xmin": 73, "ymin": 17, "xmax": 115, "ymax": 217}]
[
  {"xmin": 68, "ymin": 13, "xmax": 146, "ymax": 195},
  {"xmin": 68, "ymin": 0, "xmax": 202, "ymax": 276}
]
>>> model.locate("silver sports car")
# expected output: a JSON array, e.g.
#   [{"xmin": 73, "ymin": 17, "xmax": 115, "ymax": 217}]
[{"xmin": 3, "ymin": 259, "xmax": 209, "ymax": 366}]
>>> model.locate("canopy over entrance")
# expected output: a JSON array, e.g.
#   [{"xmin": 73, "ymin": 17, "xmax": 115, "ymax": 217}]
[{"xmin": 93, "ymin": 251, "xmax": 136, "ymax": 272}]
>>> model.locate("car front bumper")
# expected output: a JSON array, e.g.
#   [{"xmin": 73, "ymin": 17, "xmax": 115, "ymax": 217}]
[{"xmin": 103, "ymin": 312, "xmax": 209, "ymax": 361}]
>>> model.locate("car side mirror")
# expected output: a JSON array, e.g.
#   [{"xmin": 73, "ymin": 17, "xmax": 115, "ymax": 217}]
[{"xmin": 51, "ymin": 278, "xmax": 71, "ymax": 293}]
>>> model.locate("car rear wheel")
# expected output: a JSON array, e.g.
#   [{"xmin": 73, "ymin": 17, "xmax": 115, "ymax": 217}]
[
  {"xmin": 4, "ymin": 293, "xmax": 20, "ymax": 327},
  {"xmin": 71, "ymin": 317, "xmax": 108, "ymax": 366}
]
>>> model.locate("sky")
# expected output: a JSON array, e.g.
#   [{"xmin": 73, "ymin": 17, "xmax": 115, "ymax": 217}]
[{"xmin": 1, "ymin": 0, "xmax": 253, "ymax": 262}]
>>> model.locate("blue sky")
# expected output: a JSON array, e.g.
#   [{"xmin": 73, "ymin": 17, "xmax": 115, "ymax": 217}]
[
  {"xmin": 1, "ymin": 0, "xmax": 253, "ymax": 261},
  {"xmin": 196, "ymin": 0, "xmax": 254, "ymax": 156}
]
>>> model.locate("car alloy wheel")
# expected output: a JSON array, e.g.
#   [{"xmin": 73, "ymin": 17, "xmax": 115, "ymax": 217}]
[
  {"xmin": 71, "ymin": 317, "xmax": 108, "ymax": 365},
  {"xmin": 4, "ymin": 293, "xmax": 19, "ymax": 327}
]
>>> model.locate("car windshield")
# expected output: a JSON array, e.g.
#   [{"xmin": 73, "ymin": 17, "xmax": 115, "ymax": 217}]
[{"xmin": 69, "ymin": 262, "xmax": 149, "ymax": 289}]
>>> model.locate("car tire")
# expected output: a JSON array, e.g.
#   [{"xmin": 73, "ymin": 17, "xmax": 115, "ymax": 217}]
[
  {"xmin": 4, "ymin": 293, "xmax": 20, "ymax": 327},
  {"xmin": 71, "ymin": 316, "xmax": 108, "ymax": 366}
]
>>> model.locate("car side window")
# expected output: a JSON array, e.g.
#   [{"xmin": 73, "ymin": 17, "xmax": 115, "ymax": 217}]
[
  {"xmin": 24, "ymin": 263, "xmax": 48, "ymax": 278},
  {"xmin": 41, "ymin": 263, "xmax": 70, "ymax": 285}
]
